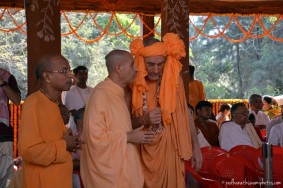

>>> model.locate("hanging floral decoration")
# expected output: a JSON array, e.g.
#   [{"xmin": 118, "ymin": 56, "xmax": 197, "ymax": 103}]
[{"xmin": 1, "ymin": 8, "xmax": 283, "ymax": 43}]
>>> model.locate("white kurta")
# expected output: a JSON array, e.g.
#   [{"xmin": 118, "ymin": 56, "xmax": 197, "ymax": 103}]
[
  {"xmin": 219, "ymin": 121, "xmax": 253, "ymax": 151},
  {"xmin": 250, "ymin": 110, "xmax": 270, "ymax": 127},
  {"xmin": 267, "ymin": 116, "xmax": 283, "ymax": 139},
  {"xmin": 268, "ymin": 122, "xmax": 283, "ymax": 147},
  {"xmin": 197, "ymin": 129, "xmax": 211, "ymax": 148},
  {"xmin": 63, "ymin": 85, "xmax": 92, "ymax": 129}
]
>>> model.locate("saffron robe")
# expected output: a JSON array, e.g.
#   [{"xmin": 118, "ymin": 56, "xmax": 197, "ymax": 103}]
[
  {"xmin": 138, "ymin": 77, "xmax": 192, "ymax": 188},
  {"xmin": 188, "ymin": 80, "xmax": 206, "ymax": 109},
  {"xmin": 18, "ymin": 91, "xmax": 72, "ymax": 188},
  {"xmin": 80, "ymin": 78, "xmax": 144, "ymax": 188}
]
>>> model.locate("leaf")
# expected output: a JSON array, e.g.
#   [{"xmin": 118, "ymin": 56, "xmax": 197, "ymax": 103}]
[
  {"xmin": 36, "ymin": 20, "xmax": 44, "ymax": 26},
  {"xmin": 41, "ymin": 8, "xmax": 47, "ymax": 13},
  {"xmin": 44, "ymin": 24, "xmax": 53, "ymax": 33},
  {"xmin": 48, "ymin": 5, "xmax": 54, "ymax": 16},
  {"xmin": 175, "ymin": 5, "xmax": 180, "ymax": 13},
  {"xmin": 175, "ymin": 22, "xmax": 181, "ymax": 27},
  {"xmin": 173, "ymin": 13, "xmax": 179, "ymax": 20},
  {"xmin": 167, "ymin": 18, "xmax": 174, "ymax": 25},
  {"xmin": 170, "ymin": 25, "xmax": 175, "ymax": 31}
]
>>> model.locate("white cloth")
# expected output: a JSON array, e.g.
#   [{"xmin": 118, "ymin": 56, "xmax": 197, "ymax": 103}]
[
  {"xmin": 250, "ymin": 110, "xmax": 270, "ymax": 127},
  {"xmin": 63, "ymin": 86, "xmax": 92, "ymax": 130},
  {"xmin": 197, "ymin": 129, "xmax": 210, "ymax": 148},
  {"xmin": 268, "ymin": 122, "xmax": 283, "ymax": 147},
  {"xmin": 216, "ymin": 112, "xmax": 229, "ymax": 121},
  {"xmin": 219, "ymin": 121, "xmax": 254, "ymax": 151},
  {"xmin": 72, "ymin": 173, "xmax": 81, "ymax": 188},
  {"xmin": 267, "ymin": 116, "xmax": 283, "ymax": 139},
  {"xmin": 0, "ymin": 142, "xmax": 13, "ymax": 187}
]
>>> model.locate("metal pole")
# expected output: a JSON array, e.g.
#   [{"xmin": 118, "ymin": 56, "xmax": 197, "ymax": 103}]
[{"xmin": 262, "ymin": 142, "xmax": 273, "ymax": 188}]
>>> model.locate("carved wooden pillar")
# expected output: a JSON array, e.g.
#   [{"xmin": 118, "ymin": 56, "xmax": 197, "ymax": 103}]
[
  {"xmin": 25, "ymin": 0, "xmax": 61, "ymax": 95},
  {"xmin": 161, "ymin": 0, "xmax": 190, "ymax": 103},
  {"xmin": 140, "ymin": 15, "xmax": 155, "ymax": 39}
]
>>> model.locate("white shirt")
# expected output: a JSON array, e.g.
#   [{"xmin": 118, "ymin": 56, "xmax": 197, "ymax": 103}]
[
  {"xmin": 267, "ymin": 116, "xmax": 283, "ymax": 139},
  {"xmin": 197, "ymin": 129, "xmax": 211, "ymax": 148},
  {"xmin": 250, "ymin": 110, "xmax": 270, "ymax": 126},
  {"xmin": 63, "ymin": 85, "xmax": 92, "ymax": 129},
  {"xmin": 268, "ymin": 122, "xmax": 283, "ymax": 147},
  {"xmin": 219, "ymin": 121, "xmax": 253, "ymax": 151}
]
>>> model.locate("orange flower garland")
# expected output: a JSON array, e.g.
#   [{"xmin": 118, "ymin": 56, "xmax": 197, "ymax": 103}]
[{"xmin": 1, "ymin": 8, "xmax": 283, "ymax": 43}]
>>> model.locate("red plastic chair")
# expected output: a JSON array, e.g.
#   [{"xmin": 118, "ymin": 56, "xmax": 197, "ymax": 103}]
[
  {"xmin": 270, "ymin": 146, "xmax": 283, "ymax": 188},
  {"xmin": 200, "ymin": 146, "xmax": 228, "ymax": 172},
  {"xmin": 260, "ymin": 129, "xmax": 266, "ymax": 140},
  {"xmin": 184, "ymin": 160, "xmax": 223, "ymax": 188},
  {"xmin": 254, "ymin": 127, "xmax": 265, "ymax": 141},
  {"xmin": 212, "ymin": 153, "xmax": 263, "ymax": 188},
  {"xmin": 230, "ymin": 145, "xmax": 263, "ymax": 172}
]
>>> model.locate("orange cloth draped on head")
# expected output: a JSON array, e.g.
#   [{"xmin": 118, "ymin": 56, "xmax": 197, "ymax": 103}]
[{"xmin": 130, "ymin": 33, "xmax": 186, "ymax": 125}]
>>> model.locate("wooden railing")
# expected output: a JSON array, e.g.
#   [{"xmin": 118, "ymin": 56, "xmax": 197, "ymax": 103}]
[{"xmin": 9, "ymin": 99, "xmax": 248, "ymax": 157}]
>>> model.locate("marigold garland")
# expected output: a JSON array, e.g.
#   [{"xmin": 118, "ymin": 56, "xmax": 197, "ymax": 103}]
[
  {"xmin": 61, "ymin": 11, "xmax": 89, "ymax": 36},
  {"xmin": 189, "ymin": 14, "xmax": 283, "ymax": 42},
  {"xmin": 1, "ymin": 8, "xmax": 283, "ymax": 43}
]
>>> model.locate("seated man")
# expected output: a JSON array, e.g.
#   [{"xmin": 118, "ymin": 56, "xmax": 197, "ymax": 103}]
[
  {"xmin": 216, "ymin": 103, "xmax": 231, "ymax": 127},
  {"xmin": 194, "ymin": 100, "xmax": 219, "ymax": 146},
  {"xmin": 219, "ymin": 103, "xmax": 262, "ymax": 151},
  {"xmin": 268, "ymin": 122, "xmax": 283, "ymax": 147},
  {"xmin": 188, "ymin": 104, "xmax": 210, "ymax": 148},
  {"xmin": 267, "ymin": 107, "xmax": 283, "ymax": 139},
  {"xmin": 249, "ymin": 94, "xmax": 270, "ymax": 130},
  {"xmin": 248, "ymin": 113, "xmax": 264, "ymax": 141},
  {"xmin": 262, "ymin": 95, "xmax": 281, "ymax": 119}
]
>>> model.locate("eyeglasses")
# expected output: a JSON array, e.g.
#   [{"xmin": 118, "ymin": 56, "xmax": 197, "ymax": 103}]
[
  {"xmin": 234, "ymin": 112, "xmax": 249, "ymax": 116},
  {"xmin": 46, "ymin": 69, "xmax": 72, "ymax": 74}
]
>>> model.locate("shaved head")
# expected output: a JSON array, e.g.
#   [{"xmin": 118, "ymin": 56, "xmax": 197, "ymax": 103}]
[
  {"xmin": 36, "ymin": 54, "xmax": 67, "ymax": 80},
  {"xmin": 105, "ymin": 50, "xmax": 132, "ymax": 74}
]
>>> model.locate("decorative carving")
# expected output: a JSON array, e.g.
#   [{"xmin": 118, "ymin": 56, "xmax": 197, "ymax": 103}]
[
  {"xmin": 163, "ymin": 0, "xmax": 189, "ymax": 38},
  {"xmin": 28, "ymin": 0, "xmax": 59, "ymax": 42},
  {"xmin": 29, "ymin": 0, "xmax": 39, "ymax": 12}
]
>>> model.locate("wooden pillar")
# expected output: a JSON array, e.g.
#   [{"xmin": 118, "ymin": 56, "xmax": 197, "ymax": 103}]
[
  {"xmin": 140, "ymin": 15, "xmax": 155, "ymax": 39},
  {"xmin": 161, "ymin": 0, "xmax": 190, "ymax": 103},
  {"xmin": 25, "ymin": 0, "xmax": 61, "ymax": 95}
]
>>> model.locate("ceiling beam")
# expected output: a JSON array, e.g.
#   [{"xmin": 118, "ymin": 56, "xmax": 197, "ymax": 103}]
[{"xmin": 1, "ymin": 0, "xmax": 283, "ymax": 14}]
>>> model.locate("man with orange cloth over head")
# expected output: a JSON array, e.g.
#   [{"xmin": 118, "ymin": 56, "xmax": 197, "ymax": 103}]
[{"xmin": 129, "ymin": 33, "xmax": 202, "ymax": 188}]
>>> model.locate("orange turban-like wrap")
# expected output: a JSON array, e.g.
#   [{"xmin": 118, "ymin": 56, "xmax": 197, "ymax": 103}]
[{"xmin": 130, "ymin": 33, "xmax": 186, "ymax": 126}]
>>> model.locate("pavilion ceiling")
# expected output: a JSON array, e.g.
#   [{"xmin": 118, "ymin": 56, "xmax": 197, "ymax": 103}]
[{"xmin": 1, "ymin": 0, "xmax": 283, "ymax": 15}]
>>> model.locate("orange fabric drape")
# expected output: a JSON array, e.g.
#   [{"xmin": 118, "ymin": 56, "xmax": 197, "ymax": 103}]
[{"xmin": 130, "ymin": 33, "xmax": 185, "ymax": 126}]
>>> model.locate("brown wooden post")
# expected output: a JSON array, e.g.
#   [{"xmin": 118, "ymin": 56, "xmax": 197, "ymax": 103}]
[
  {"xmin": 161, "ymin": 0, "xmax": 190, "ymax": 103},
  {"xmin": 25, "ymin": 0, "xmax": 61, "ymax": 95},
  {"xmin": 140, "ymin": 15, "xmax": 155, "ymax": 39}
]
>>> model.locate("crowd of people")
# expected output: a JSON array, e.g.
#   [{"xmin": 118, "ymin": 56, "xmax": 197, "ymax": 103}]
[{"xmin": 1, "ymin": 32, "xmax": 282, "ymax": 188}]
